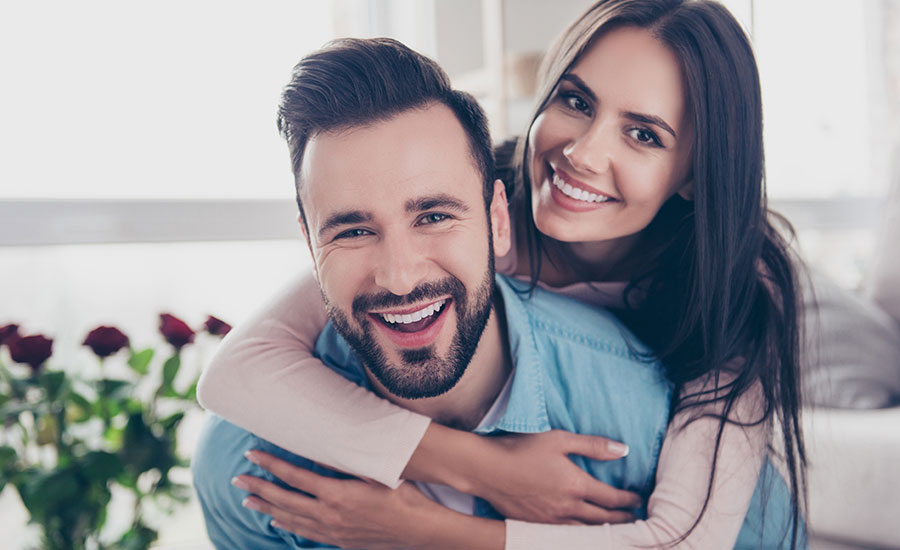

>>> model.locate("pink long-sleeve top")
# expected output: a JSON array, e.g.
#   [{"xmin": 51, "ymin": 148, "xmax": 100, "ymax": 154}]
[{"xmin": 196, "ymin": 248, "xmax": 769, "ymax": 549}]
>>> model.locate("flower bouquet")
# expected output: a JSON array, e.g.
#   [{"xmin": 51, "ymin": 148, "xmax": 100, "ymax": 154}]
[{"xmin": 0, "ymin": 314, "xmax": 231, "ymax": 550}]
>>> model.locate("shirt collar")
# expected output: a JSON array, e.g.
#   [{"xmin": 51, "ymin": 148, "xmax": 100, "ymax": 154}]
[{"xmin": 473, "ymin": 275, "xmax": 551, "ymax": 434}]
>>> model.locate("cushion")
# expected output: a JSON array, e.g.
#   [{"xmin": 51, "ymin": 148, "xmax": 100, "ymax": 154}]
[
  {"xmin": 802, "ymin": 269, "xmax": 900, "ymax": 408},
  {"xmin": 867, "ymin": 148, "xmax": 900, "ymax": 322}
]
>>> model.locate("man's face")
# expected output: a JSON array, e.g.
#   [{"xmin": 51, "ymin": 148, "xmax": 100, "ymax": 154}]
[{"xmin": 299, "ymin": 103, "xmax": 510, "ymax": 399}]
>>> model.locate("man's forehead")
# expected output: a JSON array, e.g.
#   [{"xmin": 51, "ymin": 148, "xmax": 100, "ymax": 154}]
[{"xmin": 299, "ymin": 104, "xmax": 482, "ymax": 227}]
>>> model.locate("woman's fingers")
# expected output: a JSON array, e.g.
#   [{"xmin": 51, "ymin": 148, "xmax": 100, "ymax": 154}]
[
  {"xmin": 582, "ymin": 478, "xmax": 643, "ymax": 510},
  {"xmin": 245, "ymin": 449, "xmax": 331, "ymax": 497},
  {"xmin": 242, "ymin": 495, "xmax": 327, "ymax": 541},
  {"xmin": 560, "ymin": 431, "xmax": 630, "ymax": 461},
  {"xmin": 233, "ymin": 475, "xmax": 319, "ymax": 518}
]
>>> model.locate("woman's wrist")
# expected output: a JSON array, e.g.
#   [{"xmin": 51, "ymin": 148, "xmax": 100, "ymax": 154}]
[{"xmin": 401, "ymin": 422, "xmax": 493, "ymax": 496}]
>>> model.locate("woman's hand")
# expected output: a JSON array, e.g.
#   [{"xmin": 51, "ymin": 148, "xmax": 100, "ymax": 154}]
[
  {"xmin": 233, "ymin": 450, "xmax": 504, "ymax": 550},
  {"xmin": 406, "ymin": 425, "xmax": 642, "ymax": 524}
]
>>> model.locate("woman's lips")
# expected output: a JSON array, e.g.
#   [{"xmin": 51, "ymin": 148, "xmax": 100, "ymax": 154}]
[{"xmin": 547, "ymin": 167, "xmax": 619, "ymax": 213}]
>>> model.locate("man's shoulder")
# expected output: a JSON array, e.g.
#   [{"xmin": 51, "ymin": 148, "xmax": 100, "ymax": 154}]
[{"xmin": 496, "ymin": 275, "xmax": 651, "ymax": 359}]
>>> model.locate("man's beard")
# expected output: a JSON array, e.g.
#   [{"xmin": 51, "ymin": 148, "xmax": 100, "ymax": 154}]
[{"xmin": 326, "ymin": 263, "xmax": 495, "ymax": 400}]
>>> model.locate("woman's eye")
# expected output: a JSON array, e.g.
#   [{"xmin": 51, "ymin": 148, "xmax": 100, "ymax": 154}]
[
  {"xmin": 335, "ymin": 228, "xmax": 372, "ymax": 240},
  {"xmin": 562, "ymin": 92, "xmax": 591, "ymax": 115},
  {"xmin": 419, "ymin": 213, "xmax": 450, "ymax": 225},
  {"xmin": 628, "ymin": 127, "xmax": 663, "ymax": 148}
]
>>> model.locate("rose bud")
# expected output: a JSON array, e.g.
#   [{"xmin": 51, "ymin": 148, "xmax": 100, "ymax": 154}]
[
  {"xmin": 83, "ymin": 326, "xmax": 130, "ymax": 358},
  {"xmin": 0, "ymin": 324, "xmax": 20, "ymax": 347},
  {"xmin": 9, "ymin": 334, "xmax": 53, "ymax": 373},
  {"xmin": 204, "ymin": 315, "xmax": 232, "ymax": 337},
  {"xmin": 159, "ymin": 313, "xmax": 195, "ymax": 350}
]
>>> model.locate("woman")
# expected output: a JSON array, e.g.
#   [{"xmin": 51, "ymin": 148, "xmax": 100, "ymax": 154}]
[{"xmin": 198, "ymin": 0, "xmax": 807, "ymax": 548}]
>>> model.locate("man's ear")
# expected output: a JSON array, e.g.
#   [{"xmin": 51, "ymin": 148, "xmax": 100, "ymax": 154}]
[
  {"xmin": 677, "ymin": 180, "xmax": 693, "ymax": 201},
  {"xmin": 490, "ymin": 179, "xmax": 512, "ymax": 257},
  {"xmin": 298, "ymin": 213, "xmax": 318, "ymax": 280}
]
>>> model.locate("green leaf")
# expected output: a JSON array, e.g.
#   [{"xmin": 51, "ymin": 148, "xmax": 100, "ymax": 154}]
[
  {"xmin": 116, "ymin": 522, "xmax": 158, "ymax": 550},
  {"xmin": 104, "ymin": 425, "xmax": 124, "ymax": 449},
  {"xmin": 127, "ymin": 348, "xmax": 154, "ymax": 375},
  {"xmin": 0, "ymin": 445, "xmax": 17, "ymax": 468},
  {"xmin": 182, "ymin": 376, "xmax": 199, "ymax": 401},
  {"xmin": 161, "ymin": 355, "xmax": 181, "ymax": 391},
  {"xmin": 66, "ymin": 391, "xmax": 93, "ymax": 423},
  {"xmin": 120, "ymin": 413, "xmax": 158, "ymax": 475},
  {"xmin": 158, "ymin": 411, "xmax": 184, "ymax": 432},
  {"xmin": 1, "ymin": 400, "xmax": 43, "ymax": 421},
  {"xmin": 17, "ymin": 468, "xmax": 81, "ymax": 522},
  {"xmin": 97, "ymin": 378, "xmax": 133, "ymax": 400},
  {"xmin": 0, "ymin": 446, "xmax": 17, "ymax": 493},
  {"xmin": 38, "ymin": 370, "xmax": 67, "ymax": 400},
  {"xmin": 81, "ymin": 450, "xmax": 124, "ymax": 482}
]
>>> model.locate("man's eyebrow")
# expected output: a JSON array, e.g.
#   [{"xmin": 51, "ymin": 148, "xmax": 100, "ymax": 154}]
[
  {"xmin": 317, "ymin": 210, "xmax": 372, "ymax": 240},
  {"xmin": 561, "ymin": 73, "xmax": 678, "ymax": 139},
  {"xmin": 404, "ymin": 194, "xmax": 470, "ymax": 214}
]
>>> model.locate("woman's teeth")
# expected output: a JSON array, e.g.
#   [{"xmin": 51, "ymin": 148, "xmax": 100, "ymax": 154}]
[
  {"xmin": 380, "ymin": 299, "xmax": 446, "ymax": 325},
  {"xmin": 552, "ymin": 173, "xmax": 613, "ymax": 203}
]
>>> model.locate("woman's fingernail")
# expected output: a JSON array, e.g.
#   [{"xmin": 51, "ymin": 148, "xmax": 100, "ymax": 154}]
[
  {"xmin": 244, "ymin": 450, "xmax": 260, "ymax": 464},
  {"xmin": 608, "ymin": 441, "xmax": 629, "ymax": 457},
  {"xmin": 242, "ymin": 497, "xmax": 260, "ymax": 511},
  {"xmin": 231, "ymin": 476, "xmax": 249, "ymax": 490},
  {"xmin": 271, "ymin": 520, "xmax": 283, "ymax": 529}
]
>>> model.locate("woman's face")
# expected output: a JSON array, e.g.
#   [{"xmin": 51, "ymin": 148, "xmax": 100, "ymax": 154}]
[{"xmin": 528, "ymin": 26, "xmax": 693, "ymax": 248}]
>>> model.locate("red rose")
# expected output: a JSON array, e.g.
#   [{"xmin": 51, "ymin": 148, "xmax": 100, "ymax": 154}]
[
  {"xmin": 9, "ymin": 334, "xmax": 53, "ymax": 373},
  {"xmin": 0, "ymin": 324, "xmax": 20, "ymax": 347},
  {"xmin": 159, "ymin": 313, "xmax": 195, "ymax": 350},
  {"xmin": 83, "ymin": 326, "xmax": 130, "ymax": 358},
  {"xmin": 204, "ymin": 315, "xmax": 232, "ymax": 337}
]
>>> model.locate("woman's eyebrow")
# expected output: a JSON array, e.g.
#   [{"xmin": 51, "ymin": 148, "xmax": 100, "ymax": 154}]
[
  {"xmin": 561, "ymin": 73, "xmax": 677, "ymax": 138},
  {"xmin": 560, "ymin": 73, "xmax": 598, "ymax": 102},
  {"xmin": 624, "ymin": 112, "xmax": 677, "ymax": 138}
]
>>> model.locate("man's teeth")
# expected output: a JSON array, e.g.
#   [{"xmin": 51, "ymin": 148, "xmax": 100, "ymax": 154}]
[
  {"xmin": 552, "ymin": 173, "xmax": 613, "ymax": 203},
  {"xmin": 379, "ymin": 299, "xmax": 446, "ymax": 325}
]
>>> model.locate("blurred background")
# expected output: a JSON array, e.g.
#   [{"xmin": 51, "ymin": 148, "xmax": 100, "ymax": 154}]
[{"xmin": 1, "ymin": 0, "xmax": 898, "ymax": 548}]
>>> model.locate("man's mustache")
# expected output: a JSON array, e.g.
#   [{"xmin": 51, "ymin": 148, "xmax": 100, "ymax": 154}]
[{"xmin": 351, "ymin": 277, "xmax": 466, "ymax": 316}]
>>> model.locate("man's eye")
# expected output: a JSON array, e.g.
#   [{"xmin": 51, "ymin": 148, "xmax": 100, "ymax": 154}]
[
  {"xmin": 335, "ymin": 228, "xmax": 372, "ymax": 239},
  {"xmin": 418, "ymin": 213, "xmax": 451, "ymax": 225}
]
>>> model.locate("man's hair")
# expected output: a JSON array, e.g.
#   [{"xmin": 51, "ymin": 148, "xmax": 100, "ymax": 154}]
[{"xmin": 277, "ymin": 37, "xmax": 495, "ymax": 230}]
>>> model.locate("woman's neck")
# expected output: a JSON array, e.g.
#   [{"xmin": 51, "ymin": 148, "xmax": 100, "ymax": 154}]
[{"xmin": 514, "ymin": 224, "xmax": 644, "ymax": 286}]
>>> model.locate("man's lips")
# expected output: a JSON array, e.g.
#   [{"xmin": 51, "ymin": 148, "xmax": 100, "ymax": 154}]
[{"xmin": 369, "ymin": 299, "xmax": 452, "ymax": 346}]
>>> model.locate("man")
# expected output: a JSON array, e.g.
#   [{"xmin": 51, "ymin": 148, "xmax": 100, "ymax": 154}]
[{"xmin": 191, "ymin": 38, "xmax": 673, "ymax": 548}]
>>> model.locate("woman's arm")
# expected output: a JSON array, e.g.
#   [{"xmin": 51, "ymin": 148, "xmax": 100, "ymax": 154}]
[
  {"xmin": 198, "ymin": 272, "xmax": 639, "ymax": 515},
  {"xmin": 506, "ymin": 379, "xmax": 769, "ymax": 549},
  {"xmin": 196, "ymin": 271, "xmax": 431, "ymax": 488},
  {"xmin": 238, "ymin": 379, "xmax": 768, "ymax": 550}
]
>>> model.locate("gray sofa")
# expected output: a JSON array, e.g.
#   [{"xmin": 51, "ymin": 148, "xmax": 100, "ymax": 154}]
[{"xmin": 803, "ymin": 175, "xmax": 900, "ymax": 548}]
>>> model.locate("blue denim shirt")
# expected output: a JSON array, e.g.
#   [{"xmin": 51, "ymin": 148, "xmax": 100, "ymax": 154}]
[{"xmin": 193, "ymin": 275, "xmax": 802, "ymax": 549}]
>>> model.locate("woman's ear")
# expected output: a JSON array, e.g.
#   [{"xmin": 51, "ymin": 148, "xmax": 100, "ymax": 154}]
[
  {"xmin": 677, "ymin": 181, "xmax": 694, "ymax": 201},
  {"xmin": 490, "ymin": 179, "xmax": 512, "ymax": 257}
]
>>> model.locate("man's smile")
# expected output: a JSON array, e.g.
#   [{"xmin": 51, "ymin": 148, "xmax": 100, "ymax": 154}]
[{"xmin": 369, "ymin": 299, "xmax": 453, "ymax": 346}]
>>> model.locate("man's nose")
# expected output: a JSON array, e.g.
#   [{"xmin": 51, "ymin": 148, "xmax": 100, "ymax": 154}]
[
  {"xmin": 562, "ymin": 121, "xmax": 612, "ymax": 175},
  {"xmin": 373, "ymin": 235, "xmax": 429, "ymax": 297}
]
